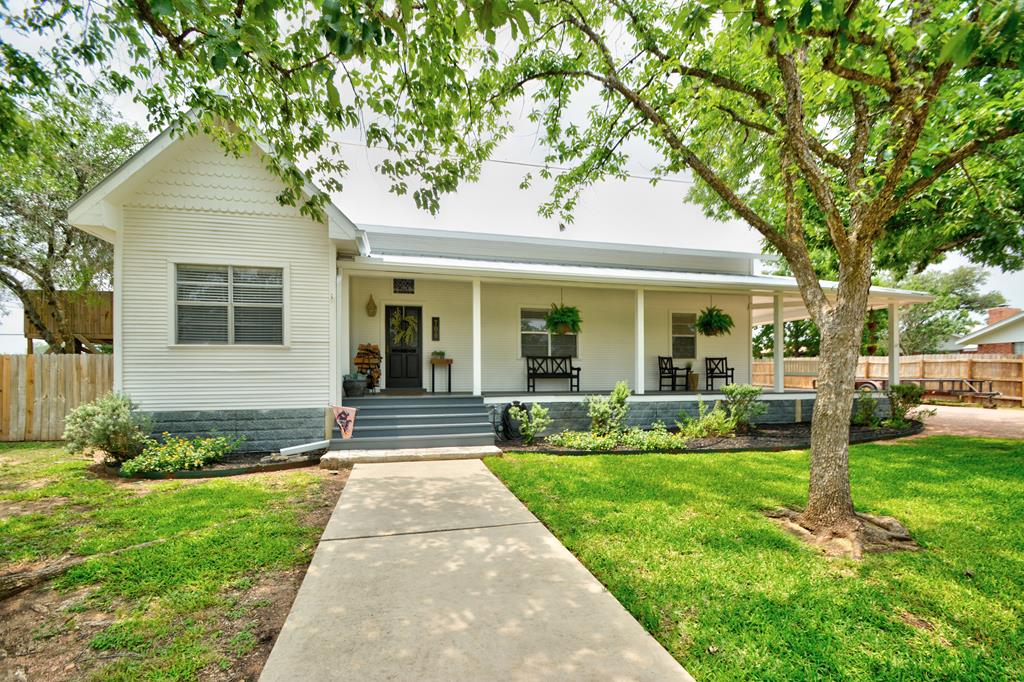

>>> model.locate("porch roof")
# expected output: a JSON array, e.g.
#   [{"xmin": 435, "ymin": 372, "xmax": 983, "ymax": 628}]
[{"xmin": 346, "ymin": 253, "xmax": 932, "ymax": 320}]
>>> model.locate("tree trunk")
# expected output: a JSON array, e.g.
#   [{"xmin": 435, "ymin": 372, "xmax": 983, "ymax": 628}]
[{"xmin": 800, "ymin": 263, "xmax": 873, "ymax": 533}]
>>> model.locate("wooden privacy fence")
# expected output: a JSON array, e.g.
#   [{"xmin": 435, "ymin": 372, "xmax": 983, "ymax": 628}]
[
  {"xmin": 0, "ymin": 354, "xmax": 114, "ymax": 441},
  {"xmin": 753, "ymin": 354, "xmax": 1024, "ymax": 407}
]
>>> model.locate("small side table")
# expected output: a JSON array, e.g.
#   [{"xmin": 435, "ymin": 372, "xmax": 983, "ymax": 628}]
[{"xmin": 430, "ymin": 358, "xmax": 453, "ymax": 393}]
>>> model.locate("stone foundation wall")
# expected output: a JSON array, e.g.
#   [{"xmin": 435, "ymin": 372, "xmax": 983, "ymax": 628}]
[
  {"xmin": 144, "ymin": 408, "xmax": 325, "ymax": 454},
  {"xmin": 489, "ymin": 394, "xmax": 891, "ymax": 436}
]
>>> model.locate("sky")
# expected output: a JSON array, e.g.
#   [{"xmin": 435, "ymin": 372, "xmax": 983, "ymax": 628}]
[{"xmin": 1, "ymin": 29, "xmax": 1021, "ymax": 352}]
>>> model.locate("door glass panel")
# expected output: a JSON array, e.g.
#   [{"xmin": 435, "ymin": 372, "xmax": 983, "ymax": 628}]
[{"xmin": 389, "ymin": 307, "xmax": 419, "ymax": 351}]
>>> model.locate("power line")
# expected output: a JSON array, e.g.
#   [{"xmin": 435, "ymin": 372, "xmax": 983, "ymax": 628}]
[{"xmin": 333, "ymin": 139, "xmax": 694, "ymax": 186}]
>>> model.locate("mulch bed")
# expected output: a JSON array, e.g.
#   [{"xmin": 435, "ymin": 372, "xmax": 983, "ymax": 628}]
[
  {"xmin": 503, "ymin": 421, "xmax": 924, "ymax": 454},
  {"xmin": 106, "ymin": 450, "xmax": 328, "ymax": 480}
]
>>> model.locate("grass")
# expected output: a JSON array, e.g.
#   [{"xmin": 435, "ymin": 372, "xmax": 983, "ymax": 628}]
[
  {"xmin": 487, "ymin": 436, "xmax": 1024, "ymax": 681},
  {"xmin": 0, "ymin": 442, "xmax": 332, "ymax": 680}
]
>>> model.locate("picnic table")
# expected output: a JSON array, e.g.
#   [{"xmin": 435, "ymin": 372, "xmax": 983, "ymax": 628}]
[{"xmin": 899, "ymin": 377, "xmax": 1000, "ymax": 407}]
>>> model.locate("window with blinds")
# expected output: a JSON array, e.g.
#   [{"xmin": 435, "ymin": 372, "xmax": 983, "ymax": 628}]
[
  {"xmin": 520, "ymin": 308, "xmax": 577, "ymax": 357},
  {"xmin": 671, "ymin": 312, "xmax": 697, "ymax": 359},
  {"xmin": 176, "ymin": 265, "xmax": 284, "ymax": 345}
]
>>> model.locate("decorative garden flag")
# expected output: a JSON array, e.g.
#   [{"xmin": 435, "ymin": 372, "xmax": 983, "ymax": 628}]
[{"xmin": 332, "ymin": 406, "xmax": 358, "ymax": 439}]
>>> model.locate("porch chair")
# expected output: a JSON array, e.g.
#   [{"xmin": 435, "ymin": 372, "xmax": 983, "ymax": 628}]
[
  {"xmin": 705, "ymin": 357, "xmax": 735, "ymax": 390},
  {"xmin": 658, "ymin": 356, "xmax": 690, "ymax": 392}
]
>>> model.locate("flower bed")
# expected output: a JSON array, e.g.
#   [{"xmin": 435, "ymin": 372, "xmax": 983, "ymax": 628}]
[{"xmin": 502, "ymin": 420, "xmax": 923, "ymax": 455}]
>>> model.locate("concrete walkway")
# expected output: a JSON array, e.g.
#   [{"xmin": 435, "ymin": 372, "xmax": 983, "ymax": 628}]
[{"xmin": 261, "ymin": 459, "xmax": 692, "ymax": 681}]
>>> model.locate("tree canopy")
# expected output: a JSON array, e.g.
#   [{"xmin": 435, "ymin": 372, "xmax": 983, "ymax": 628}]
[{"xmin": 0, "ymin": 96, "xmax": 145, "ymax": 351}]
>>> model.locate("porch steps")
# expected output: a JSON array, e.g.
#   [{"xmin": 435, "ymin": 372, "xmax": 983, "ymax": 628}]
[
  {"xmin": 320, "ymin": 445, "xmax": 503, "ymax": 467},
  {"xmin": 330, "ymin": 395, "xmax": 496, "ymax": 450}
]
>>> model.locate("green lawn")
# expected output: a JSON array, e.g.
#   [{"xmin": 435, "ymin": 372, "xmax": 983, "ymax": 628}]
[
  {"xmin": 487, "ymin": 436, "xmax": 1024, "ymax": 681},
  {"xmin": 0, "ymin": 442, "xmax": 338, "ymax": 680}
]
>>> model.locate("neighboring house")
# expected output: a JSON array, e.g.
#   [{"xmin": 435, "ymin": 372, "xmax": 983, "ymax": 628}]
[
  {"xmin": 957, "ymin": 306, "xmax": 1024, "ymax": 355},
  {"xmin": 68, "ymin": 124, "xmax": 930, "ymax": 452}
]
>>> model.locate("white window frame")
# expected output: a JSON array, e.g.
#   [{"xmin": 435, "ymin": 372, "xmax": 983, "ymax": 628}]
[
  {"xmin": 669, "ymin": 311, "xmax": 697, "ymax": 360},
  {"xmin": 167, "ymin": 259, "xmax": 290, "ymax": 348},
  {"xmin": 518, "ymin": 306, "xmax": 579, "ymax": 358}
]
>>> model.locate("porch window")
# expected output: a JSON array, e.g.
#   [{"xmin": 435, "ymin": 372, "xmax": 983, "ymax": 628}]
[
  {"xmin": 671, "ymin": 312, "xmax": 696, "ymax": 359},
  {"xmin": 521, "ymin": 308, "xmax": 577, "ymax": 357},
  {"xmin": 176, "ymin": 264, "xmax": 284, "ymax": 345}
]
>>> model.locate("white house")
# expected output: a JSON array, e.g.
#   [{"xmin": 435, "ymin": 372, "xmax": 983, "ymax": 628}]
[
  {"xmin": 68, "ymin": 125, "xmax": 929, "ymax": 452},
  {"xmin": 957, "ymin": 307, "xmax": 1024, "ymax": 355}
]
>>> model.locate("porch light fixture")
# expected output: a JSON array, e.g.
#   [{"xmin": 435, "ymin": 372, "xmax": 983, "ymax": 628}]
[{"xmin": 366, "ymin": 294, "xmax": 377, "ymax": 317}]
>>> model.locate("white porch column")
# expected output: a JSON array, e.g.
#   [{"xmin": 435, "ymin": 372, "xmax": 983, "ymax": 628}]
[
  {"xmin": 888, "ymin": 303, "xmax": 901, "ymax": 385},
  {"xmin": 338, "ymin": 266, "xmax": 350, "ymax": 401},
  {"xmin": 773, "ymin": 293, "xmax": 785, "ymax": 393},
  {"xmin": 634, "ymin": 288, "xmax": 645, "ymax": 394},
  {"xmin": 472, "ymin": 278, "xmax": 482, "ymax": 396}
]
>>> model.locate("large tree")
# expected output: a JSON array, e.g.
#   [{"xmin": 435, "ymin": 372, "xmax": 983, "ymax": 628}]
[
  {"xmin": 444, "ymin": 0, "xmax": 1023, "ymax": 546},
  {"xmin": 887, "ymin": 267, "xmax": 1006, "ymax": 354},
  {"xmin": 0, "ymin": 97, "xmax": 145, "ymax": 351}
]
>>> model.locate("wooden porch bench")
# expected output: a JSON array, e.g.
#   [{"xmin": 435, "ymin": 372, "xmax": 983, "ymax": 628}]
[{"xmin": 526, "ymin": 355, "xmax": 581, "ymax": 392}]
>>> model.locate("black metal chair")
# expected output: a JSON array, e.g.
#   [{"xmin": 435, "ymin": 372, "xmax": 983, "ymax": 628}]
[
  {"xmin": 705, "ymin": 357, "xmax": 735, "ymax": 390},
  {"xmin": 658, "ymin": 356, "xmax": 690, "ymax": 391}
]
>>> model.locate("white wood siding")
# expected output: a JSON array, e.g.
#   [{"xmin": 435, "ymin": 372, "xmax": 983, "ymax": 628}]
[
  {"xmin": 643, "ymin": 291, "xmax": 751, "ymax": 389},
  {"xmin": 119, "ymin": 135, "xmax": 333, "ymax": 410},
  {"xmin": 481, "ymin": 283, "xmax": 636, "ymax": 392},
  {"xmin": 348, "ymin": 276, "xmax": 474, "ymax": 391}
]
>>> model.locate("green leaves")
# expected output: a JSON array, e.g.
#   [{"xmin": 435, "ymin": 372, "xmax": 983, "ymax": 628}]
[
  {"xmin": 940, "ymin": 23, "xmax": 982, "ymax": 67},
  {"xmin": 150, "ymin": 0, "xmax": 175, "ymax": 18}
]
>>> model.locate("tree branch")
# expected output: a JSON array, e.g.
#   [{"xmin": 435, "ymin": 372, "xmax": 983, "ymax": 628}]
[{"xmin": 899, "ymin": 124, "xmax": 1022, "ymax": 204}]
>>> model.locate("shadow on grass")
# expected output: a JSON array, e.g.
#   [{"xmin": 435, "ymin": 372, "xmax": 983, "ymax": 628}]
[{"xmin": 488, "ymin": 436, "xmax": 1024, "ymax": 681}]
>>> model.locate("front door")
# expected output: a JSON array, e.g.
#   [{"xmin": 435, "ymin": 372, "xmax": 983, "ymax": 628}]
[{"xmin": 385, "ymin": 305, "xmax": 423, "ymax": 389}]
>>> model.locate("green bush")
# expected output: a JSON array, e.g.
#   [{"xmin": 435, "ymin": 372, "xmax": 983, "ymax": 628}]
[
  {"xmin": 120, "ymin": 434, "xmax": 242, "ymax": 475},
  {"xmin": 63, "ymin": 392, "xmax": 153, "ymax": 463},
  {"xmin": 585, "ymin": 381, "xmax": 631, "ymax": 436},
  {"xmin": 885, "ymin": 383, "xmax": 931, "ymax": 427},
  {"xmin": 545, "ymin": 430, "xmax": 620, "ymax": 451},
  {"xmin": 508, "ymin": 403, "xmax": 553, "ymax": 445},
  {"xmin": 677, "ymin": 399, "xmax": 737, "ymax": 439},
  {"xmin": 546, "ymin": 422, "xmax": 689, "ymax": 452},
  {"xmin": 721, "ymin": 384, "xmax": 767, "ymax": 433},
  {"xmin": 852, "ymin": 387, "xmax": 880, "ymax": 427},
  {"xmin": 618, "ymin": 421, "xmax": 689, "ymax": 451}
]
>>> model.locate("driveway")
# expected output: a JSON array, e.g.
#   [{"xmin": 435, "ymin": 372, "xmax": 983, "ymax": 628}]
[
  {"xmin": 260, "ymin": 459, "xmax": 692, "ymax": 681},
  {"xmin": 920, "ymin": 404, "xmax": 1024, "ymax": 438}
]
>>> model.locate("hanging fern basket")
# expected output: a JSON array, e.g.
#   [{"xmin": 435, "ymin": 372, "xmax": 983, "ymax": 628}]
[
  {"xmin": 695, "ymin": 305, "xmax": 735, "ymax": 336},
  {"xmin": 544, "ymin": 304, "xmax": 582, "ymax": 335}
]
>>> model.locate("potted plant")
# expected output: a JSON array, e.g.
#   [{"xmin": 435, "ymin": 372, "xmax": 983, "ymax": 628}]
[
  {"xmin": 544, "ymin": 304, "xmax": 582, "ymax": 335},
  {"xmin": 431, "ymin": 350, "xmax": 446, "ymax": 359},
  {"xmin": 343, "ymin": 372, "xmax": 367, "ymax": 397},
  {"xmin": 695, "ymin": 305, "xmax": 735, "ymax": 336}
]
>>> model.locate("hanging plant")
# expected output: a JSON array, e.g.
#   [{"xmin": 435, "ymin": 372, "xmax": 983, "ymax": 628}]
[
  {"xmin": 544, "ymin": 304, "xmax": 582, "ymax": 335},
  {"xmin": 696, "ymin": 305, "xmax": 734, "ymax": 336}
]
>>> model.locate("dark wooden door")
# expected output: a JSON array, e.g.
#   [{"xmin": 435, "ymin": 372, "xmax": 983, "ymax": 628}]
[{"xmin": 385, "ymin": 305, "xmax": 422, "ymax": 389}]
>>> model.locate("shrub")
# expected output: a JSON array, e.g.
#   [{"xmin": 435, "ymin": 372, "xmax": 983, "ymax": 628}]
[
  {"xmin": 852, "ymin": 387, "xmax": 879, "ymax": 427},
  {"xmin": 585, "ymin": 381, "xmax": 631, "ymax": 436},
  {"xmin": 120, "ymin": 434, "xmax": 242, "ymax": 475},
  {"xmin": 64, "ymin": 392, "xmax": 153, "ymax": 463},
  {"xmin": 885, "ymin": 383, "xmax": 933, "ymax": 427},
  {"xmin": 545, "ymin": 430, "xmax": 619, "ymax": 451},
  {"xmin": 508, "ymin": 403, "xmax": 553, "ymax": 445},
  {"xmin": 676, "ymin": 399, "xmax": 736, "ymax": 439},
  {"xmin": 618, "ymin": 421, "xmax": 689, "ymax": 451},
  {"xmin": 721, "ymin": 384, "xmax": 767, "ymax": 433}
]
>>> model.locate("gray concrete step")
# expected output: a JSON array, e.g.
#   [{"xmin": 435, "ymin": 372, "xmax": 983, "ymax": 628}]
[
  {"xmin": 320, "ymin": 445, "xmax": 503, "ymax": 467},
  {"xmin": 345, "ymin": 422, "xmax": 494, "ymax": 438},
  {"xmin": 329, "ymin": 432, "xmax": 496, "ymax": 450}
]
